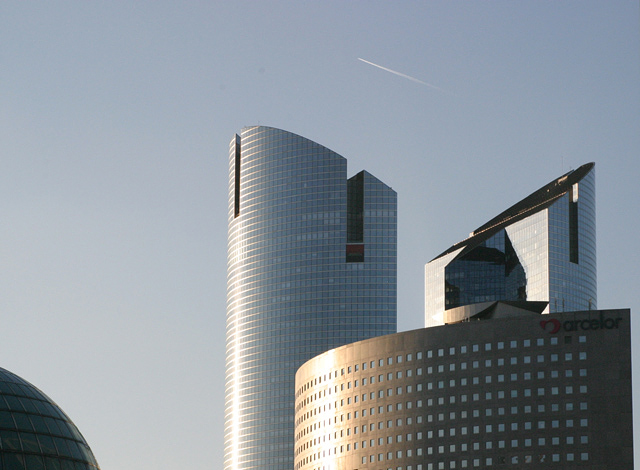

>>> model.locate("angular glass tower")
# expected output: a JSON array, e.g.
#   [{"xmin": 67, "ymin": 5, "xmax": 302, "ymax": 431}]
[
  {"xmin": 425, "ymin": 163, "xmax": 596, "ymax": 327},
  {"xmin": 224, "ymin": 126, "xmax": 397, "ymax": 470}
]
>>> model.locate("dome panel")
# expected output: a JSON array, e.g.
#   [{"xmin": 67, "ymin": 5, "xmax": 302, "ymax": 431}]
[{"xmin": 0, "ymin": 367, "xmax": 99, "ymax": 470}]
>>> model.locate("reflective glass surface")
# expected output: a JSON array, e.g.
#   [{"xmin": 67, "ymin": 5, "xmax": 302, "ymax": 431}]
[
  {"xmin": 0, "ymin": 368, "xmax": 100, "ymax": 470},
  {"xmin": 425, "ymin": 165, "xmax": 596, "ymax": 327},
  {"xmin": 224, "ymin": 127, "xmax": 397, "ymax": 470},
  {"xmin": 548, "ymin": 168, "xmax": 596, "ymax": 312}
]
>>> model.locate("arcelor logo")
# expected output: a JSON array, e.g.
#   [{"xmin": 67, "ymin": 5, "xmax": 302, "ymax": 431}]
[
  {"xmin": 540, "ymin": 313, "xmax": 622, "ymax": 333},
  {"xmin": 540, "ymin": 319, "xmax": 561, "ymax": 333}
]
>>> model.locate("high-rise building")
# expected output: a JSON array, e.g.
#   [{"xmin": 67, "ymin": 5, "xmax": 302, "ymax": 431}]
[
  {"xmin": 224, "ymin": 126, "xmax": 397, "ymax": 470},
  {"xmin": 295, "ymin": 305, "xmax": 633, "ymax": 470},
  {"xmin": 425, "ymin": 163, "xmax": 596, "ymax": 327},
  {"xmin": 0, "ymin": 366, "xmax": 101, "ymax": 469}
]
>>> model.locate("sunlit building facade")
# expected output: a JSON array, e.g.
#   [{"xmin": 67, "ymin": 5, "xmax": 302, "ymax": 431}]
[
  {"xmin": 0, "ymin": 367, "xmax": 100, "ymax": 469},
  {"xmin": 295, "ymin": 306, "xmax": 632, "ymax": 470},
  {"xmin": 425, "ymin": 163, "xmax": 596, "ymax": 327},
  {"xmin": 224, "ymin": 126, "xmax": 397, "ymax": 470}
]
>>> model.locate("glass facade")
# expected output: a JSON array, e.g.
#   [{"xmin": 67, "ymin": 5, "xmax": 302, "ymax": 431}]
[
  {"xmin": 224, "ymin": 127, "xmax": 397, "ymax": 470},
  {"xmin": 0, "ymin": 367, "xmax": 100, "ymax": 470},
  {"xmin": 425, "ymin": 164, "xmax": 596, "ymax": 327}
]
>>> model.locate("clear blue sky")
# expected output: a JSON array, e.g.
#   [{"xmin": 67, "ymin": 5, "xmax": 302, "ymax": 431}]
[{"xmin": 1, "ymin": 2, "xmax": 638, "ymax": 468}]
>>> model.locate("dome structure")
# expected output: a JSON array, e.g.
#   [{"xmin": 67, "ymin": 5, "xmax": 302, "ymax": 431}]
[{"xmin": 0, "ymin": 367, "xmax": 100, "ymax": 470}]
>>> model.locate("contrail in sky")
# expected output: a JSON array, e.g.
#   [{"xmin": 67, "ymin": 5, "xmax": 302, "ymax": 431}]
[{"xmin": 358, "ymin": 57, "xmax": 449, "ymax": 94}]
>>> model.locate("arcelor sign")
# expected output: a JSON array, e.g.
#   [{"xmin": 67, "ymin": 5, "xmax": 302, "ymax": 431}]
[{"xmin": 540, "ymin": 312, "xmax": 623, "ymax": 334}]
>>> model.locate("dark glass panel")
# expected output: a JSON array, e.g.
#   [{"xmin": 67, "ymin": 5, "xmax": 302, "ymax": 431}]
[
  {"xmin": 569, "ymin": 198, "xmax": 579, "ymax": 263},
  {"xmin": 43, "ymin": 418, "xmax": 61, "ymax": 437},
  {"xmin": 53, "ymin": 438, "xmax": 71, "ymax": 458},
  {"xmin": 37, "ymin": 434, "xmax": 57, "ymax": 455},
  {"xmin": 3, "ymin": 453, "xmax": 26, "ymax": 470},
  {"xmin": 44, "ymin": 458, "xmax": 61, "ymax": 470},
  {"xmin": 67, "ymin": 425, "xmax": 84, "ymax": 442},
  {"xmin": 2, "ymin": 430, "xmax": 22, "ymax": 450},
  {"xmin": 17, "ymin": 385, "xmax": 37, "ymax": 400},
  {"xmin": 66, "ymin": 441, "xmax": 83, "ymax": 460},
  {"xmin": 12, "ymin": 414, "xmax": 33, "ymax": 432},
  {"xmin": 56, "ymin": 422, "xmax": 73, "ymax": 440},
  {"xmin": 24, "ymin": 455, "xmax": 45, "ymax": 470},
  {"xmin": 29, "ymin": 416, "xmax": 48, "ymax": 435},
  {"xmin": 34, "ymin": 402, "xmax": 50, "ymax": 417},
  {"xmin": 5, "ymin": 397, "xmax": 25, "ymax": 413},
  {"xmin": 59, "ymin": 460, "xmax": 75, "ymax": 470},
  {"xmin": 234, "ymin": 136, "xmax": 241, "ymax": 218},
  {"xmin": 77, "ymin": 445, "xmax": 96, "ymax": 465},
  {"xmin": 7, "ymin": 384, "xmax": 24, "ymax": 397},
  {"xmin": 0, "ymin": 411, "xmax": 16, "ymax": 429},
  {"xmin": 19, "ymin": 432, "xmax": 40, "ymax": 453},
  {"xmin": 347, "ymin": 172, "xmax": 364, "ymax": 243},
  {"xmin": 20, "ymin": 400, "xmax": 39, "ymax": 415}
]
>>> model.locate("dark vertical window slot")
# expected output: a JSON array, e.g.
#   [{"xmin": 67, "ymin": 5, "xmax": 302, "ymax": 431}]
[
  {"xmin": 569, "ymin": 196, "xmax": 579, "ymax": 264},
  {"xmin": 346, "ymin": 171, "xmax": 364, "ymax": 262},
  {"xmin": 234, "ymin": 136, "xmax": 241, "ymax": 218}
]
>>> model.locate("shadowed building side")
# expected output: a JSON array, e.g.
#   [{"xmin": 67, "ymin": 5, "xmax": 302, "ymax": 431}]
[{"xmin": 295, "ymin": 306, "xmax": 632, "ymax": 470}]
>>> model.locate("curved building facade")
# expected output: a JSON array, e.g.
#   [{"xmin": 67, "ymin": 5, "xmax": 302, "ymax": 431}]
[
  {"xmin": 295, "ymin": 306, "xmax": 632, "ymax": 470},
  {"xmin": 224, "ymin": 126, "xmax": 397, "ymax": 470},
  {"xmin": 0, "ymin": 367, "xmax": 100, "ymax": 470},
  {"xmin": 425, "ymin": 163, "xmax": 596, "ymax": 327}
]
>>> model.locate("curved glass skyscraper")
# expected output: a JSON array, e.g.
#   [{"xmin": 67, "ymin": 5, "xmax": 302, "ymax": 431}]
[
  {"xmin": 224, "ymin": 126, "xmax": 397, "ymax": 470},
  {"xmin": 425, "ymin": 163, "xmax": 596, "ymax": 327}
]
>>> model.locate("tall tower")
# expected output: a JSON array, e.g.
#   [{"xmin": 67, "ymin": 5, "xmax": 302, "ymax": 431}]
[
  {"xmin": 425, "ymin": 163, "xmax": 596, "ymax": 327},
  {"xmin": 224, "ymin": 126, "xmax": 397, "ymax": 470}
]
